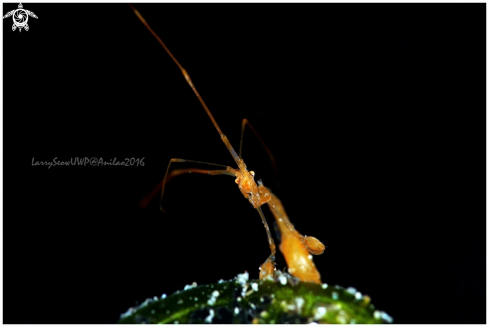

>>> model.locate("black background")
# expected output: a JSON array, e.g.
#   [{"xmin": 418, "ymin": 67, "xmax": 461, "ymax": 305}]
[{"xmin": 3, "ymin": 3, "xmax": 485, "ymax": 324}]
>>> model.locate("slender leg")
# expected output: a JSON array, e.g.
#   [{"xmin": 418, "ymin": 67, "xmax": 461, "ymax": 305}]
[
  {"xmin": 257, "ymin": 206, "xmax": 277, "ymax": 279},
  {"xmin": 256, "ymin": 206, "xmax": 276, "ymax": 258},
  {"xmin": 239, "ymin": 118, "xmax": 278, "ymax": 184},
  {"xmin": 138, "ymin": 158, "xmax": 237, "ymax": 210},
  {"xmin": 139, "ymin": 158, "xmax": 278, "ymax": 279}
]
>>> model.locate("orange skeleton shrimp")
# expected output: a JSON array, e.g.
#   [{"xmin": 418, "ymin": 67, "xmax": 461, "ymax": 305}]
[{"xmin": 130, "ymin": 4, "xmax": 325, "ymax": 280}]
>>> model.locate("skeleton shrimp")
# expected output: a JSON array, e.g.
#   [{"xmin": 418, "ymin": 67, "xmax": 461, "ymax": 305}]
[{"xmin": 130, "ymin": 4, "xmax": 325, "ymax": 281}]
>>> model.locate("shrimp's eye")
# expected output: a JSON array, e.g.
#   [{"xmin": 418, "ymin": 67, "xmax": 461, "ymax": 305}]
[
  {"xmin": 250, "ymin": 171, "xmax": 255, "ymax": 177},
  {"xmin": 235, "ymin": 178, "xmax": 239, "ymax": 184}
]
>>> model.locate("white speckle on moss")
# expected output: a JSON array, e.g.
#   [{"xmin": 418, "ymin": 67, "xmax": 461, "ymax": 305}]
[
  {"xmin": 346, "ymin": 287, "xmax": 357, "ymax": 295},
  {"xmin": 139, "ymin": 299, "xmax": 150, "ymax": 308},
  {"xmin": 332, "ymin": 292, "xmax": 339, "ymax": 300},
  {"xmin": 119, "ymin": 307, "xmax": 136, "ymax": 319},
  {"xmin": 313, "ymin": 306, "xmax": 327, "ymax": 320},
  {"xmin": 381, "ymin": 311, "xmax": 393, "ymax": 323},
  {"xmin": 295, "ymin": 297, "xmax": 305, "ymax": 313},
  {"xmin": 153, "ymin": 296, "xmax": 158, "ymax": 301},
  {"xmin": 207, "ymin": 290, "xmax": 220, "ymax": 306},
  {"xmin": 234, "ymin": 307, "xmax": 240, "ymax": 315},
  {"xmin": 236, "ymin": 271, "xmax": 249, "ymax": 285},
  {"xmin": 194, "ymin": 297, "xmax": 198, "ymax": 301},
  {"xmin": 205, "ymin": 309, "xmax": 214, "ymax": 323},
  {"xmin": 184, "ymin": 282, "xmax": 198, "ymax": 291},
  {"xmin": 279, "ymin": 275, "xmax": 287, "ymax": 285},
  {"xmin": 374, "ymin": 310, "xmax": 381, "ymax": 319},
  {"xmin": 251, "ymin": 282, "xmax": 259, "ymax": 292},
  {"xmin": 355, "ymin": 292, "xmax": 362, "ymax": 300},
  {"xmin": 161, "ymin": 294, "xmax": 167, "ymax": 299},
  {"xmin": 177, "ymin": 299, "xmax": 183, "ymax": 305},
  {"xmin": 241, "ymin": 286, "xmax": 248, "ymax": 297},
  {"xmin": 337, "ymin": 310, "xmax": 347, "ymax": 324},
  {"xmin": 218, "ymin": 279, "xmax": 224, "ymax": 284},
  {"xmin": 321, "ymin": 283, "xmax": 328, "ymax": 289}
]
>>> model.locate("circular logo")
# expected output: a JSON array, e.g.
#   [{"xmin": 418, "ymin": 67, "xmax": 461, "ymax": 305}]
[{"xmin": 13, "ymin": 9, "xmax": 28, "ymax": 28}]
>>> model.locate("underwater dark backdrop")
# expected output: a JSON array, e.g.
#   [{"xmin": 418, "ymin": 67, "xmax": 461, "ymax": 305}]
[{"xmin": 3, "ymin": 3, "xmax": 485, "ymax": 324}]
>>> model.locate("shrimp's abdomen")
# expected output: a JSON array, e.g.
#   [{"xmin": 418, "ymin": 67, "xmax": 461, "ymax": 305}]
[{"xmin": 268, "ymin": 193, "xmax": 321, "ymax": 284}]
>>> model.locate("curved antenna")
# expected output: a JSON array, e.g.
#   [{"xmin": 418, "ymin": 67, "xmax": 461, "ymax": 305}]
[{"xmin": 129, "ymin": 4, "xmax": 242, "ymax": 167}]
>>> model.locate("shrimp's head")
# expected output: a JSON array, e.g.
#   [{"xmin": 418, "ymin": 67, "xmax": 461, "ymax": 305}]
[{"xmin": 304, "ymin": 236, "xmax": 326, "ymax": 255}]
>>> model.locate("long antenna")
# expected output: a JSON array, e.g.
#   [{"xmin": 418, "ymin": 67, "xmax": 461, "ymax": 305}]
[{"xmin": 129, "ymin": 4, "xmax": 242, "ymax": 167}]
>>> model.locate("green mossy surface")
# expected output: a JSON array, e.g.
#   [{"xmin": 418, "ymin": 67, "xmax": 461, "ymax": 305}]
[{"xmin": 118, "ymin": 271, "xmax": 392, "ymax": 324}]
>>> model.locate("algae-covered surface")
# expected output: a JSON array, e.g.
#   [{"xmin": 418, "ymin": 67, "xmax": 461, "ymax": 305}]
[{"xmin": 118, "ymin": 271, "xmax": 392, "ymax": 324}]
